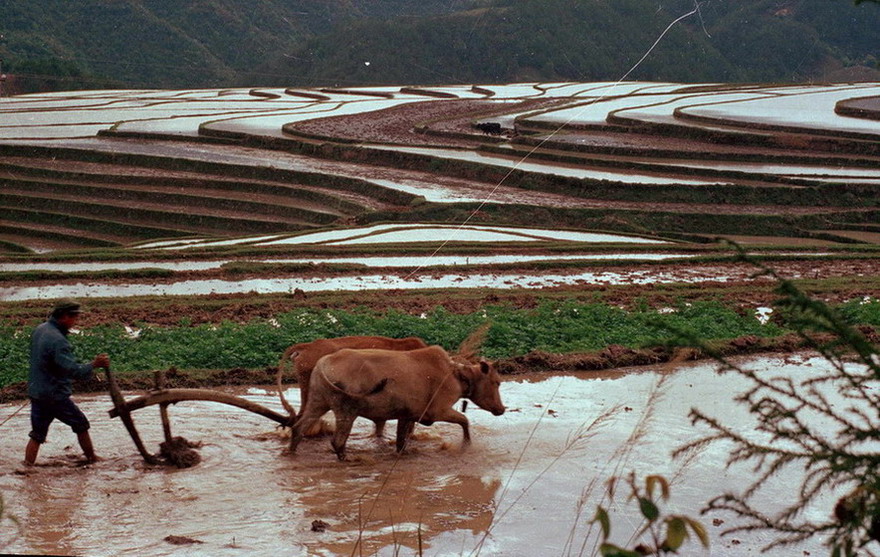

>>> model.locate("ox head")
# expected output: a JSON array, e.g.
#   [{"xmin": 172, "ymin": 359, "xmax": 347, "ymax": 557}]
[{"xmin": 457, "ymin": 359, "xmax": 505, "ymax": 416}]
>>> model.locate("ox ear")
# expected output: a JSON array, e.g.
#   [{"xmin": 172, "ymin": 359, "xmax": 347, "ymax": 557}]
[{"xmin": 479, "ymin": 360, "xmax": 490, "ymax": 374}]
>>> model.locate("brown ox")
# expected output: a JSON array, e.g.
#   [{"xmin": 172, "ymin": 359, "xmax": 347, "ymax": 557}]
[
  {"xmin": 277, "ymin": 335, "xmax": 428, "ymax": 434},
  {"xmin": 288, "ymin": 345, "xmax": 505, "ymax": 460}
]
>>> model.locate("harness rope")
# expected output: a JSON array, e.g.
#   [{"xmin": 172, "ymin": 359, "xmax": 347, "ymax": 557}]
[{"xmin": 0, "ymin": 399, "xmax": 29, "ymax": 428}]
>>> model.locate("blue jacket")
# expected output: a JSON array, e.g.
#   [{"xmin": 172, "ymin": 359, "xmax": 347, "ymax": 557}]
[{"xmin": 28, "ymin": 317, "xmax": 94, "ymax": 401}]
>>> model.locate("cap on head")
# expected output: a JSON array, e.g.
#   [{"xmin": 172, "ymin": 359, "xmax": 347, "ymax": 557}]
[{"xmin": 52, "ymin": 298, "xmax": 82, "ymax": 318}]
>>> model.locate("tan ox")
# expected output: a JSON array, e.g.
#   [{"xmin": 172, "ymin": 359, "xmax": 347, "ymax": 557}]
[
  {"xmin": 277, "ymin": 335, "xmax": 428, "ymax": 435},
  {"xmin": 288, "ymin": 345, "xmax": 505, "ymax": 460}
]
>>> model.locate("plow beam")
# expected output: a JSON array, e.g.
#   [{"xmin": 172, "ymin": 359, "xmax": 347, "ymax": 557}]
[{"xmin": 108, "ymin": 388, "xmax": 290, "ymax": 426}]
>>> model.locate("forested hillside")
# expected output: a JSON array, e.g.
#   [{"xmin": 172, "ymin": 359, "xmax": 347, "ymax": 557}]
[
  {"xmin": 0, "ymin": 0, "xmax": 482, "ymax": 91},
  {"xmin": 0, "ymin": 0, "xmax": 877, "ymax": 91},
  {"xmin": 260, "ymin": 0, "xmax": 880, "ymax": 87}
]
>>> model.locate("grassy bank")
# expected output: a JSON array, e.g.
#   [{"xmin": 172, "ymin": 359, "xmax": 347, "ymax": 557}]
[{"xmin": 2, "ymin": 298, "xmax": 878, "ymax": 391}]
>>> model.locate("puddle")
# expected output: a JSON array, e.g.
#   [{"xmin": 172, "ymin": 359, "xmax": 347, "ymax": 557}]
[
  {"xmin": 0, "ymin": 354, "xmax": 844, "ymax": 555},
  {"xmin": 530, "ymin": 91, "xmax": 767, "ymax": 126},
  {"xmin": 1, "ymin": 257, "xmax": 853, "ymax": 301},
  {"xmin": 646, "ymin": 159, "xmax": 880, "ymax": 178}
]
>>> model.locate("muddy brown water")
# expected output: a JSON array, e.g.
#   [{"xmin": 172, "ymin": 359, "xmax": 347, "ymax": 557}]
[{"xmin": 0, "ymin": 354, "xmax": 846, "ymax": 556}]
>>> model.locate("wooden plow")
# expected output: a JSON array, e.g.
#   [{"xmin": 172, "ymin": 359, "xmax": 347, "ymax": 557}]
[{"xmin": 103, "ymin": 367, "xmax": 290, "ymax": 467}]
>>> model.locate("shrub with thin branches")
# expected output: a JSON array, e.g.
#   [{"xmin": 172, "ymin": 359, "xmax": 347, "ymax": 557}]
[{"xmin": 665, "ymin": 250, "xmax": 880, "ymax": 555}]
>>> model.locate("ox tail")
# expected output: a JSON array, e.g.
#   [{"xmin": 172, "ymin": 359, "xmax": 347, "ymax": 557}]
[
  {"xmin": 454, "ymin": 321, "xmax": 491, "ymax": 363},
  {"xmin": 277, "ymin": 347, "xmax": 299, "ymax": 422}
]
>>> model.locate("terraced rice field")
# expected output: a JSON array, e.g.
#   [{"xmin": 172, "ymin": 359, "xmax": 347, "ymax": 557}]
[{"xmin": 0, "ymin": 80, "xmax": 877, "ymax": 299}]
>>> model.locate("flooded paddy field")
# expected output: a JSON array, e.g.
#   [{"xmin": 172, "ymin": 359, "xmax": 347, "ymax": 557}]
[
  {"xmin": 0, "ymin": 253, "xmax": 696, "ymax": 274},
  {"xmin": 0, "ymin": 354, "xmax": 846, "ymax": 556},
  {"xmin": 3, "ymin": 257, "xmax": 878, "ymax": 302},
  {"xmin": 367, "ymin": 145, "xmax": 735, "ymax": 186}
]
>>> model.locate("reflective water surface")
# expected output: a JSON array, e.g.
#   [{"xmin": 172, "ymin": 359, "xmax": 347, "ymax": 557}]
[
  {"xmin": 0, "ymin": 354, "xmax": 846, "ymax": 556},
  {"xmin": 0, "ymin": 267, "xmax": 755, "ymax": 301},
  {"xmin": 0, "ymin": 253, "xmax": 693, "ymax": 274}
]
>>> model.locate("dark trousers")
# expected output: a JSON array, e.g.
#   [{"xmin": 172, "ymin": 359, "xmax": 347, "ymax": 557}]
[{"xmin": 29, "ymin": 397, "xmax": 90, "ymax": 444}]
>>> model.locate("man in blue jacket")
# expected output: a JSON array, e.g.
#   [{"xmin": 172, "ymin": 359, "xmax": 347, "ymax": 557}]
[{"xmin": 25, "ymin": 299, "xmax": 109, "ymax": 466}]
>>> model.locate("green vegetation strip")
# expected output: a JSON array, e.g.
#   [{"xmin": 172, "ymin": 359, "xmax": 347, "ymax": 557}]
[
  {"xmin": 2, "ymin": 298, "xmax": 878, "ymax": 390},
  {"xmin": 0, "ymin": 240, "xmax": 33, "ymax": 255}
]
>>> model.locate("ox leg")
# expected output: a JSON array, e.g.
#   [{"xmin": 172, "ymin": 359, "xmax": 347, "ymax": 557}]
[
  {"xmin": 297, "ymin": 374, "xmax": 322, "ymax": 436},
  {"xmin": 289, "ymin": 400, "xmax": 330, "ymax": 454},
  {"xmin": 395, "ymin": 419, "xmax": 415, "ymax": 453},
  {"xmin": 373, "ymin": 419, "xmax": 387, "ymax": 438},
  {"xmin": 435, "ymin": 409, "xmax": 471, "ymax": 444},
  {"xmin": 331, "ymin": 411, "xmax": 357, "ymax": 461}
]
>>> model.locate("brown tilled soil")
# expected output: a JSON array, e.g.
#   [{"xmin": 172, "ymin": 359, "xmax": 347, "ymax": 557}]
[
  {"xmin": 5, "ymin": 124, "xmax": 869, "ymax": 243},
  {"xmin": 285, "ymin": 98, "xmax": 564, "ymax": 146}
]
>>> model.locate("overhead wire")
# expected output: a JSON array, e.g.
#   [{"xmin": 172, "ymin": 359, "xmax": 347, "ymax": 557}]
[
  {"xmin": 281, "ymin": 2, "xmax": 715, "ymax": 552},
  {"xmin": 0, "ymin": 399, "xmax": 29, "ymax": 428},
  {"xmin": 402, "ymin": 0, "xmax": 707, "ymax": 277},
  {"xmin": 322, "ymin": 0, "xmax": 714, "ymax": 553},
  {"xmin": 453, "ymin": 2, "xmax": 713, "ymax": 555},
  {"xmin": 0, "ymin": 2, "xmax": 715, "ymax": 553}
]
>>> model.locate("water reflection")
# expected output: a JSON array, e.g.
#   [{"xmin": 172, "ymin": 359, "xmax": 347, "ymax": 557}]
[
  {"xmin": 369, "ymin": 144, "xmax": 732, "ymax": 186},
  {"xmin": 291, "ymin": 465, "xmax": 500, "ymax": 556},
  {"xmin": 19, "ymin": 475, "xmax": 80, "ymax": 555}
]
